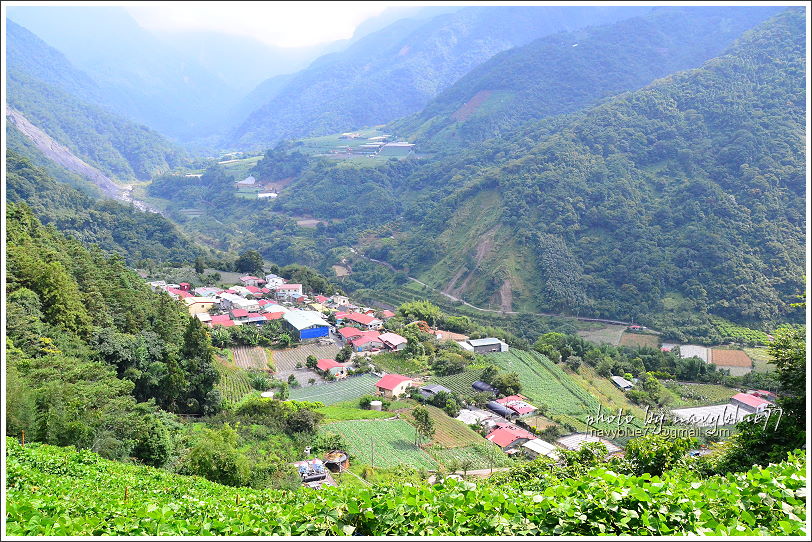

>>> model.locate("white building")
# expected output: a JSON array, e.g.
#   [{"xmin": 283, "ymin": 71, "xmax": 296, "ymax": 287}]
[{"xmin": 218, "ymin": 293, "xmax": 260, "ymax": 313}]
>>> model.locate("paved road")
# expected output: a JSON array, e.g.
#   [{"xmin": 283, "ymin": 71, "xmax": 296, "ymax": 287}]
[{"xmin": 360, "ymin": 254, "xmax": 639, "ymax": 327}]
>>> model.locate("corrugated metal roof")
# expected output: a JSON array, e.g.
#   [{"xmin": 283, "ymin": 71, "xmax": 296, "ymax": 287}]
[
  {"xmin": 283, "ymin": 310, "xmax": 329, "ymax": 330},
  {"xmin": 468, "ymin": 338, "xmax": 504, "ymax": 347}
]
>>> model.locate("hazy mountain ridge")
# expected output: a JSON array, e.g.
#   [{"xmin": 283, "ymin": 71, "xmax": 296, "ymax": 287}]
[
  {"xmin": 228, "ymin": 5, "xmax": 652, "ymax": 148},
  {"xmin": 390, "ymin": 6, "xmax": 782, "ymax": 148}
]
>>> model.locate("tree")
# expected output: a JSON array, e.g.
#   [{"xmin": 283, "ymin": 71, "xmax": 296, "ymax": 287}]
[
  {"xmin": 181, "ymin": 424, "xmax": 250, "ymax": 487},
  {"xmin": 624, "ymin": 434, "xmax": 696, "ymax": 476},
  {"xmin": 285, "ymin": 408, "xmax": 323, "ymax": 434},
  {"xmin": 306, "ymin": 355, "xmax": 318, "ymax": 369},
  {"xmin": 490, "ymin": 372, "xmax": 522, "ymax": 396},
  {"xmin": 194, "ymin": 256, "xmax": 205, "ymax": 274},
  {"xmin": 235, "ymin": 250, "xmax": 264, "ymax": 274},
  {"xmin": 335, "ymin": 344, "xmax": 353, "ymax": 363},
  {"xmin": 412, "ymin": 406, "xmax": 435, "ymax": 446}
]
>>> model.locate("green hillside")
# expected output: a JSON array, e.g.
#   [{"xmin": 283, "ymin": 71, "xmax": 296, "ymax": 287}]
[
  {"xmin": 375, "ymin": 8, "xmax": 806, "ymax": 335},
  {"xmin": 390, "ymin": 7, "xmax": 780, "ymax": 148},
  {"xmin": 6, "ymin": 439, "xmax": 806, "ymax": 536},
  {"xmin": 6, "ymin": 150, "xmax": 205, "ymax": 266}
]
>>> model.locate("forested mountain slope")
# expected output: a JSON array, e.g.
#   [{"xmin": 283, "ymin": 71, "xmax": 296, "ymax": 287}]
[
  {"xmin": 228, "ymin": 5, "xmax": 651, "ymax": 148},
  {"xmin": 6, "ymin": 150, "xmax": 205, "ymax": 266},
  {"xmin": 370, "ymin": 8, "xmax": 806, "ymax": 330},
  {"xmin": 390, "ymin": 6, "xmax": 781, "ymax": 148},
  {"xmin": 6, "ymin": 21, "xmax": 187, "ymax": 181},
  {"xmin": 6, "ymin": 202, "xmax": 220, "ymax": 467}
]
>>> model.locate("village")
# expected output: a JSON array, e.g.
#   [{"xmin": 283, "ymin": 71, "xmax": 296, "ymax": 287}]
[{"xmin": 147, "ymin": 274, "xmax": 781, "ymax": 488}]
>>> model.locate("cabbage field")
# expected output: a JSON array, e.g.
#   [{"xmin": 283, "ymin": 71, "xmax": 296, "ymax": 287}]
[{"xmin": 6, "ymin": 439, "xmax": 806, "ymax": 536}]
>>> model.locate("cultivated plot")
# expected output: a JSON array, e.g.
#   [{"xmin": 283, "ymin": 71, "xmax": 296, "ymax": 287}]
[
  {"xmin": 288, "ymin": 374, "xmax": 379, "ymax": 405},
  {"xmin": 320, "ymin": 419, "xmax": 438, "ymax": 469}
]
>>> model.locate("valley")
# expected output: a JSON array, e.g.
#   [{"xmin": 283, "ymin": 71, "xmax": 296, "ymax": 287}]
[{"xmin": 3, "ymin": 4, "xmax": 807, "ymax": 538}]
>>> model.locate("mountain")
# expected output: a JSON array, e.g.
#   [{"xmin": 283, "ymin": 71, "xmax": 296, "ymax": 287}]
[
  {"xmin": 6, "ymin": 6, "xmax": 238, "ymax": 141},
  {"xmin": 390, "ymin": 6, "xmax": 782, "ymax": 148},
  {"xmin": 6, "ymin": 150, "xmax": 205, "ymax": 266},
  {"xmin": 228, "ymin": 5, "xmax": 652, "ymax": 149},
  {"xmin": 6, "ymin": 20, "xmax": 187, "ymax": 182},
  {"xmin": 375, "ymin": 8, "xmax": 805, "ymax": 332}
]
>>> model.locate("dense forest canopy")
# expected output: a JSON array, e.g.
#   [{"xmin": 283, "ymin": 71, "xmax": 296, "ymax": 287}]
[{"xmin": 6, "ymin": 150, "xmax": 205, "ymax": 266}]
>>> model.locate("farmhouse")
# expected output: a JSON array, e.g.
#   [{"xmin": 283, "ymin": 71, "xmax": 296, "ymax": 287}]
[
  {"xmin": 350, "ymin": 331, "xmax": 385, "ymax": 352},
  {"xmin": 317, "ymin": 359, "xmax": 349, "ymax": 379},
  {"xmin": 611, "ymin": 376, "xmax": 634, "ymax": 391},
  {"xmin": 485, "ymin": 423, "xmax": 535, "ymax": 451},
  {"xmin": 749, "ymin": 389, "xmax": 777, "ymax": 402},
  {"xmin": 330, "ymin": 295, "xmax": 349, "ymax": 306},
  {"xmin": 218, "ymin": 293, "xmax": 260, "ymax": 313},
  {"xmin": 380, "ymin": 310, "xmax": 396, "ymax": 319},
  {"xmin": 337, "ymin": 327, "xmax": 364, "ymax": 342},
  {"xmin": 379, "ymin": 332, "xmax": 407, "ymax": 351},
  {"xmin": 275, "ymin": 284, "xmax": 304, "ymax": 301},
  {"xmin": 265, "ymin": 274, "xmax": 286, "ymax": 287},
  {"xmin": 375, "ymin": 374, "xmax": 414, "ymax": 398},
  {"xmin": 709, "ymin": 349, "xmax": 753, "ymax": 376},
  {"xmin": 195, "ymin": 313, "xmax": 212, "ymax": 324},
  {"xmin": 521, "ymin": 439, "xmax": 561, "ymax": 460},
  {"xmin": 210, "ymin": 314, "xmax": 235, "ymax": 327},
  {"xmin": 495, "ymin": 395, "xmax": 537, "ymax": 417},
  {"xmin": 193, "ymin": 286, "xmax": 222, "ymax": 297},
  {"xmin": 282, "ymin": 310, "xmax": 330, "ymax": 341},
  {"xmin": 345, "ymin": 312, "xmax": 383, "ymax": 330},
  {"xmin": 461, "ymin": 338, "xmax": 509, "ymax": 353},
  {"xmin": 730, "ymin": 392, "xmax": 771, "ymax": 414},
  {"xmin": 240, "ymin": 275, "xmax": 265, "ymax": 287}
]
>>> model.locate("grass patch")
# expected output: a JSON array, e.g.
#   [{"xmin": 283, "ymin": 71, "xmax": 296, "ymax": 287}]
[
  {"xmin": 405, "ymin": 405, "xmax": 484, "ymax": 448},
  {"xmin": 316, "ymin": 405, "xmax": 393, "ymax": 422},
  {"xmin": 619, "ymin": 332, "xmax": 660, "ymax": 348},
  {"xmin": 426, "ymin": 444, "xmax": 512, "ymax": 470},
  {"xmin": 662, "ymin": 381, "xmax": 741, "ymax": 407},
  {"xmin": 371, "ymin": 352, "xmax": 428, "ymax": 376},
  {"xmin": 743, "ymin": 347, "xmax": 775, "ymax": 373}
]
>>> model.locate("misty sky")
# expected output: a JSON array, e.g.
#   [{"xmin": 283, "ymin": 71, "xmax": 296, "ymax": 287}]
[{"xmin": 126, "ymin": 1, "xmax": 410, "ymax": 48}]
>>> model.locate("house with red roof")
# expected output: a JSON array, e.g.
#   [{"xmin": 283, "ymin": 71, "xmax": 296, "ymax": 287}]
[
  {"xmin": 485, "ymin": 424, "xmax": 536, "ymax": 450},
  {"xmin": 730, "ymin": 392, "xmax": 771, "ymax": 413},
  {"xmin": 337, "ymin": 327, "xmax": 364, "ymax": 341},
  {"xmin": 375, "ymin": 374, "xmax": 414, "ymax": 398},
  {"xmin": 351, "ymin": 331, "xmax": 385, "ymax": 352},
  {"xmin": 230, "ymin": 308, "xmax": 250, "ymax": 322},
  {"xmin": 316, "ymin": 359, "xmax": 350, "ymax": 379},
  {"xmin": 264, "ymin": 312, "xmax": 285, "ymax": 321},
  {"xmin": 245, "ymin": 285, "xmax": 264, "ymax": 296},
  {"xmin": 346, "ymin": 312, "xmax": 383, "ymax": 330},
  {"xmin": 380, "ymin": 310, "xmax": 396, "ymax": 319},
  {"xmin": 164, "ymin": 287, "xmax": 193, "ymax": 299},
  {"xmin": 379, "ymin": 332, "xmax": 407, "ymax": 351},
  {"xmin": 210, "ymin": 314, "xmax": 236, "ymax": 327},
  {"xmin": 496, "ymin": 395, "xmax": 537, "ymax": 417},
  {"xmin": 314, "ymin": 295, "xmax": 329, "ymax": 304}
]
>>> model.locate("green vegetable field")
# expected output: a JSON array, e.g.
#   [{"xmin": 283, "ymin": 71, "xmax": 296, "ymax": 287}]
[
  {"xmin": 431, "ymin": 369, "xmax": 482, "ymax": 395},
  {"xmin": 319, "ymin": 420, "xmax": 438, "ymax": 469},
  {"xmin": 288, "ymin": 375, "xmax": 379, "ymax": 405},
  {"xmin": 5, "ymin": 440, "xmax": 806, "ymax": 535},
  {"xmin": 489, "ymin": 350, "xmax": 601, "ymax": 417}
]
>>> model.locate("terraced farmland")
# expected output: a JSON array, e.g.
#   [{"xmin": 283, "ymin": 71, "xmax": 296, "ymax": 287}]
[
  {"xmin": 288, "ymin": 374, "xmax": 379, "ymax": 405},
  {"xmin": 320, "ymin": 419, "xmax": 438, "ymax": 469},
  {"xmin": 214, "ymin": 357, "xmax": 253, "ymax": 404},
  {"xmin": 427, "ymin": 444, "xmax": 512, "ymax": 470},
  {"xmin": 430, "ymin": 370, "xmax": 482, "ymax": 395},
  {"xmin": 406, "ymin": 405, "xmax": 484, "ymax": 448},
  {"xmin": 232, "ymin": 346, "xmax": 271, "ymax": 370},
  {"xmin": 489, "ymin": 350, "xmax": 605, "ymax": 427}
]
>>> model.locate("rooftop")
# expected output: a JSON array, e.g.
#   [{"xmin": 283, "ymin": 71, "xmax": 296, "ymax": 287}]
[
  {"xmin": 283, "ymin": 310, "xmax": 329, "ymax": 330},
  {"xmin": 376, "ymin": 374, "xmax": 412, "ymax": 391}
]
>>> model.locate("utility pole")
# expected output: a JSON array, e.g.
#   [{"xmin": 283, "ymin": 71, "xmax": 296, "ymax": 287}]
[{"xmin": 371, "ymin": 441, "xmax": 375, "ymax": 470}]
